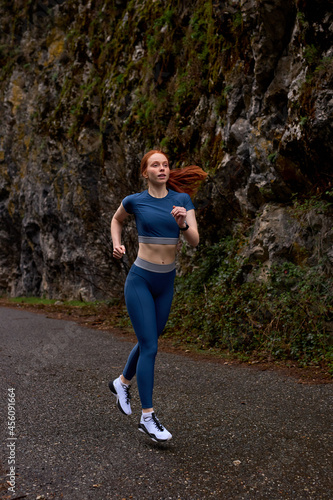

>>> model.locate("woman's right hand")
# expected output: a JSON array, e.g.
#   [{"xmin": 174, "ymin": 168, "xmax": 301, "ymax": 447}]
[{"xmin": 113, "ymin": 245, "xmax": 126, "ymax": 259}]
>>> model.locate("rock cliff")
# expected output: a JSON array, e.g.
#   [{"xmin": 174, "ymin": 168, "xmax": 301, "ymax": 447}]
[{"xmin": 0, "ymin": 0, "xmax": 332, "ymax": 300}]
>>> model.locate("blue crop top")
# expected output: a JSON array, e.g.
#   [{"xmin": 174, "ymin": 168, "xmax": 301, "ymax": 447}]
[{"xmin": 122, "ymin": 189, "xmax": 195, "ymax": 244}]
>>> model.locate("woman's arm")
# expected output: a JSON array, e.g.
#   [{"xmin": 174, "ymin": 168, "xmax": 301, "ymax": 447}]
[
  {"xmin": 171, "ymin": 207, "xmax": 199, "ymax": 247},
  {"xmin": 111, "ymin": 203, "xmax": 129, "ymax": 259}
]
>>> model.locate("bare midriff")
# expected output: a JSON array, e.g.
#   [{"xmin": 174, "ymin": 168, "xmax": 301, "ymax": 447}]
[{"xmin": 138, "ymin": 243, "xmax": 177, "ymax": 265}]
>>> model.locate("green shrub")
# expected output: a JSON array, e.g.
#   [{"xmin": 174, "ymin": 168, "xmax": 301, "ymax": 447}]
[{"xmin": 165, "ymin": 237, "xmax": 333, "ymax": 370}]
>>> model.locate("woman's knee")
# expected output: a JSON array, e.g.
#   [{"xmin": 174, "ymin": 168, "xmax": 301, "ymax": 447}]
[{"xmin": 141, "ymin": 340, "xmax": 158, "ymax": 360}]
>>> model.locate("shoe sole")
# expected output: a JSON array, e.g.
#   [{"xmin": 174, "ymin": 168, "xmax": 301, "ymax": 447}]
[
  {"xmin": 109, "ymin": 381, "xmax": 131, "ymax": 416},
  {"xmin": 138, "ymin": 423, "xmax": 172, "ymax": 443}
]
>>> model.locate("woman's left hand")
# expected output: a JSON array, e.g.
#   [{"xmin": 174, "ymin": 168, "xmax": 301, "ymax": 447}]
[{"xmin": 171, "ymin": 205, "xmax": 187, "ymax": 227}]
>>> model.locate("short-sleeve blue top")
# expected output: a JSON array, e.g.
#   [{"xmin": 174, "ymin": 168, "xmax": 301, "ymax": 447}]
[{"xmin": 122, "ymin": 189, "xmax": 195, "ymax": 244}]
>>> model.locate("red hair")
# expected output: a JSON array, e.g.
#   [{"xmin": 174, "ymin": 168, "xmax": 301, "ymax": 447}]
[{"xmin": 140, "ymin": 150, "xmax": 207, "ymax": 198}]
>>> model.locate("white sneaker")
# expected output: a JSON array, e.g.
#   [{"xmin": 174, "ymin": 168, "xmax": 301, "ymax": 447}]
[
  {"xmin": 138, "ymin": 413, "xmax": 172, "ymax": 442},
  {"xmin": 109, "ymin": 377, "xmax": 132, "ymax": 415}
]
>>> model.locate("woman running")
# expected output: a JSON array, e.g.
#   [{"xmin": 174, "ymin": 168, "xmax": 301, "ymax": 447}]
[{"xmin": 109, "ymin": 149, "xmax": 206, "ymax": 442}]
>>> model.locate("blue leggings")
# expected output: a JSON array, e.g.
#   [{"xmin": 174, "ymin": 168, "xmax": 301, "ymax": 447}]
[{"xmin": 122, "ymin": 262, "xmax": 176, "ymax": 409}]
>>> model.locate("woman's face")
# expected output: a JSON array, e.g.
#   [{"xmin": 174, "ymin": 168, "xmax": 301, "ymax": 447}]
[{"xmin": 144, "ymin": 153, "xmax": 170, "ymax": 185}]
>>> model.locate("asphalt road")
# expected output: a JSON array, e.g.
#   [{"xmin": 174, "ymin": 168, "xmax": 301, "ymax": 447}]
[{"xmin": 0, "ymin": 306, "xmax": 332, "ymax": 500}]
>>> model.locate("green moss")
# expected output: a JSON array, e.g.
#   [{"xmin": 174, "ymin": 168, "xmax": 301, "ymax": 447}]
[
  {"xmin": 8, "ymin": 0, "xmax": 247, "ymax": 167},
  {"xmin": 304, "ymin": 44, "xmax": 319, "ymax": 65},
  {"xmin": 8, "ymin": 296, "xmax": 103, "ymax": 307},
  {"xmin": 268, "ymin": 152, "xmax": 277, "ymax": 164},
  {"xmin": 10, "ymin": 297, "xmax": 58, "ymax": 305},
  {"xmin": 289, "ymin": 192, "xmax": 332, "ymax": 219}
]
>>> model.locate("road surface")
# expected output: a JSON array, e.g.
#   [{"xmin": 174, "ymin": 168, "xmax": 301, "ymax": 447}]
[{"xmin": 0, "ymin": 307, "xmax": 332, "ymax": 499}]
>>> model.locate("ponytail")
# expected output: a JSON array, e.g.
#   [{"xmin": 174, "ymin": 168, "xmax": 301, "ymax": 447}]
[
  {"xmin": 167, "ymin": 165, "xmax": 207, "ymax": 198},
  {"xmin": 141, "ymin": 150, "xmax": 207, "ymax": 198}
]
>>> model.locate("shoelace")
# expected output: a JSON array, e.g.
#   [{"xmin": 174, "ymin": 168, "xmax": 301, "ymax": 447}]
[
  {"xmin": 150, "ymin": 414, "xmax": 164, "ymax": 431},
  {"xmin": 122, "ymin": 384, "xmax": 131, "ymax": 404}
]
